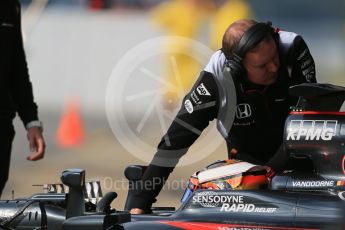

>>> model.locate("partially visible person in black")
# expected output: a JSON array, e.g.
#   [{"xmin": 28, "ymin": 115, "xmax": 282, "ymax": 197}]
[
  {"xmin": 0, "ymin": 0, "xmax": 46, "ymax": 197},
  {"xmin": 130, "ymin": 19, "xmax": 316, "ymax": 214}
]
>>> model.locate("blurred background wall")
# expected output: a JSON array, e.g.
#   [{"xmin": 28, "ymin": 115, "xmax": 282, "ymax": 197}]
[{"xmin": 4, "ymin": 0, "xmax": 345, "ymax": 209}]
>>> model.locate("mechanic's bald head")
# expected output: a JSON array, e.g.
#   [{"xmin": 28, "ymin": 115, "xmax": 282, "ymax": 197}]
[{"xmin": 222, "ymin": 19, "xmax": 257, "ymax": 59}]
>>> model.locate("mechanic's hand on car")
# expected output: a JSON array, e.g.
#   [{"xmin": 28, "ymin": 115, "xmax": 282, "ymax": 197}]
[
  {"xmin": 130, "ymin": 208, "xmax": 145, "ymax": 215},
  {"xmin": 27, "ymin": 127, "xmax": 46, "ymax": 161}
]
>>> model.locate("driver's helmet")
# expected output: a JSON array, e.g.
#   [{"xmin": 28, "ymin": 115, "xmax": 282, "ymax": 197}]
[{"xmin": 181, "ymin": 159, "xmax": 269, "ymax": 203}]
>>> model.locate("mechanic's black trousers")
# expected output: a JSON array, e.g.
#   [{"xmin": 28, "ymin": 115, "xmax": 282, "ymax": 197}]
[{"xmin": 0, "ymin": 120, "xmax": 15, "ymax": 197}]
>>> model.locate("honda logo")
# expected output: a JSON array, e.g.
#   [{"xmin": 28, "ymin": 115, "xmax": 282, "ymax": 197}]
[{"xmin": 235, "ymin": 104, "xmax": 252, "ymax": 119}]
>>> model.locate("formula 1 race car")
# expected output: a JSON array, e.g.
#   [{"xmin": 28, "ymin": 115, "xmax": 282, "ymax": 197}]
[{"xmin": 1, "ymin": 83, "xmax": 345, "ymax": 230}]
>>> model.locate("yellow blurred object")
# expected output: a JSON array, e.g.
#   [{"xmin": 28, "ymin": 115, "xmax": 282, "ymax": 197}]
[
  {"xmin": 151, "ymin": 0, "xmax": 214, "ymax": 37},
  {"xmin": 210, "ymin": 0, "xmax": 253, "ymax": 50},
  {"xmin": 151, "ymin": 0, "xmax": 215, "ymax": 108}
]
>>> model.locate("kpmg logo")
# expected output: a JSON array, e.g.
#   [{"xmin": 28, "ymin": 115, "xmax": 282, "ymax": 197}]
[
  {"xmin": 287, "ymin": 120, "xmax": 337, "ymax": 141},
  {"xmin": 235, "ymin": 104, "xmax": 251, "ymax": 119}
]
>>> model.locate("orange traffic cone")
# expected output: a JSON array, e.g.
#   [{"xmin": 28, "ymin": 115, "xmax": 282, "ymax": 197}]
[{"xmin": 56, "ymin": 101, "xmax": 85, "ymax": 148}]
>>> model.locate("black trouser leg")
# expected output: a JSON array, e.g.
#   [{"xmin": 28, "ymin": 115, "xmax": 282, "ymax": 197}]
[{"xmin": 0, "ymin": 122, "xmax": 15, "ymax": 198}]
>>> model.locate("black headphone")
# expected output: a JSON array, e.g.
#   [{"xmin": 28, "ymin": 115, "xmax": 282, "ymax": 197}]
[{"xmin": 224, "ymin": 21, "xmax": 277, "ymax": 82}]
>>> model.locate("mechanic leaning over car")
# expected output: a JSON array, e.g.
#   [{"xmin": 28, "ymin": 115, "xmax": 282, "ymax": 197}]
[
  {"xmin": 130, "ymin": 19, "xmax": 316, "ymax": 214},
  {"xmin": 0, "ymin": 0, "xmax": 46, "ymax": 197}
]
